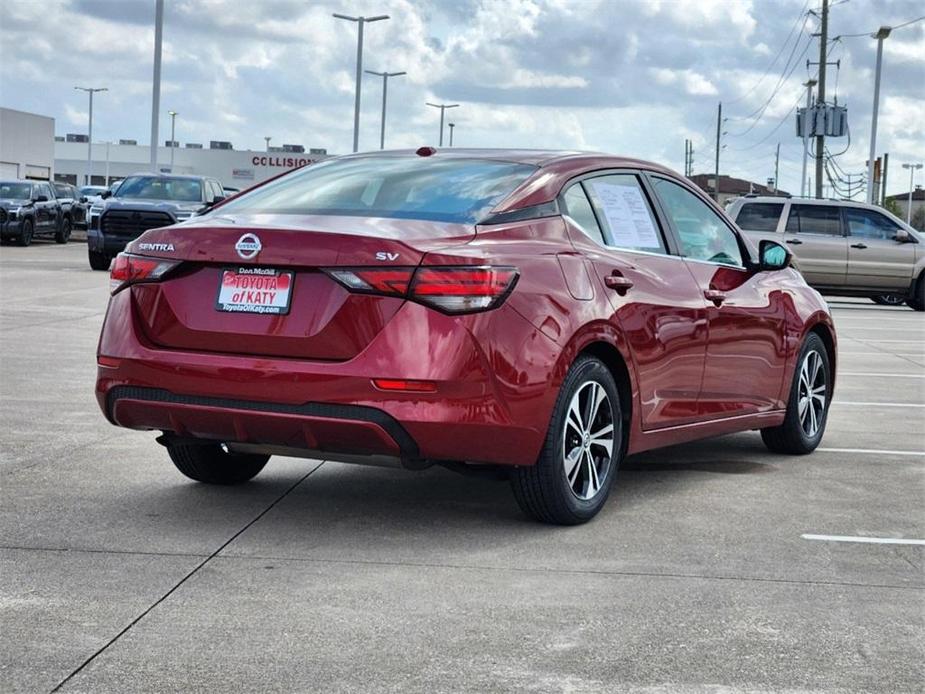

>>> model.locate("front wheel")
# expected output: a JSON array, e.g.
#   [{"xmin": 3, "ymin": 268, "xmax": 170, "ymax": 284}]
[
  {"xmin": 167, "ymin": 441, "xmax": 269, "ymax": 485},
  {"xmin": 761, "ymin": 333, "xmax": 831, "ymax": 454},
  {"xmin": 510, "ymin": 355, "xmax": 622, "ymax": 525},
  {"xmin": 88, "ymin": 248, "xmax": 110, "ymax": 271},
  {"xmin": 16, "ymin": 219, "xmax": 33, "ymax": 247},
  {"xmin": 870, "ymin": 294, "xmax": 906, "ymax": 306},
  {"xmin": 55, "ymin": 217, "xmax": 71, "ymax": 244}
]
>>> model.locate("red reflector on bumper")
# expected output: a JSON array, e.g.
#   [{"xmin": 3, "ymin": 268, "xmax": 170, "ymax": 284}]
[
  {"xmin": 372, "ymin": 378, "xmax": 437, "ymax": 393},
  {"xmin": 97, "ymin": 356, "xmax": 122, "ymax": 368}
]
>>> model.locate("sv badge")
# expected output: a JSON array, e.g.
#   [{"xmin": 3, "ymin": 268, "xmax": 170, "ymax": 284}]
[{"xmin": 375, "ymin": 252, "xmax": 400, "ymax": 261}]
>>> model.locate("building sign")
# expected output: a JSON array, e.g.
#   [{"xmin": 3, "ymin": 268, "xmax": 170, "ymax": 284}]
[
  {"xmin": 232, "ymin": 168, "xmax": 255, "ymax": 180},
  {"xmin": 251, "ymin": 155, "xmax": 313, "ymax": 168}
]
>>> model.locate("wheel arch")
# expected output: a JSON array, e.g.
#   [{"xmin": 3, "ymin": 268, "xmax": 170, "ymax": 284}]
[
  {"xmin": 578, "ymin": 341, "xmax": 633, "ymax": 435},
  {"xmin": 807, "ymin": 320, "xmax": 837, "ymax": 389}
]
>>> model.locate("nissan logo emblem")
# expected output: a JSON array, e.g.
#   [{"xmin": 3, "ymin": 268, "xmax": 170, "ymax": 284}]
[{"xmin": 235, "ymin": 233, "xmax": 262, "ymax": 260}]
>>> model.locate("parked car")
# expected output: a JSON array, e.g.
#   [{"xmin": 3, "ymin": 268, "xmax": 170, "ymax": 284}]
[
  {"xmin": 87, "ymin": 172, "xmax": 225, "ymax": 270},
  {"xmin": 0, "ymin": 180, "xmax": 65, "ymax": 246},
  {"xmin": 53, "ymin": 181, "xmax": 89, "ymax": 233},
  {"xmin": 96, "ymin": 149, "xmax": 837, "ymax": 525},
  {"xmin": 727, "ymin": 195, "xmax": 924, "ymax": 311}
]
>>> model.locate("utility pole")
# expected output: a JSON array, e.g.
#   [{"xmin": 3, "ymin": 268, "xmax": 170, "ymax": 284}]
[
  {"xmin": 774, "ymin": 142, "xmax": 780, "ymax": 192},
  {"xmin": 364, "ymin": 70, "xmax": 405, "ymax": 149},
  {"xmin": 74, "ymin": 86, "xmax": 107, "ymax": 185},
  {"xmin": 426, "ymin": 102, "xmax": 459, "ymax": 146},
  {"xmin": 448, "ymin": 122, "xmax": 455, "ymax": 146},
  {"xmin": 867, "ymin": 26, "xmax": 892, "ymax": 203},
  {"xmin": 168, "ymin": 110, "xmax": 178, "ymax": 169},
  {"xmin": 334, "ymin": 13, "xmax": 390, "ymax": 153},
  {"xmin": 814, "ymin": 0, "xmax": 829, "ymax": 199},
  {"xmin": 714, "ymin": 101, "xmax": 722, "ymax": 201},
  {"xmin": 264, "ymin": 136, "xmax": 271, "ymax": 152},
  {"xmin": 881, "ymin": 152, "xmax": 889, "ymax": 205},
  {"xmin": 150, "ymin": 0, "xmax": 164, "ymax": 172},
  {"xmin": 801, "ymin": 79, "xmax": 816, "ymax": 197}
]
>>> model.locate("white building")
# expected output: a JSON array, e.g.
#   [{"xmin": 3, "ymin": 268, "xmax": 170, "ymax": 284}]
[
  {"xmin": 54, "ymin": 141, "xmax": 328, "ymax": 189},
  {"xmin": 0, "ymin": 108, "xmax": 55, "ymax": 180}
]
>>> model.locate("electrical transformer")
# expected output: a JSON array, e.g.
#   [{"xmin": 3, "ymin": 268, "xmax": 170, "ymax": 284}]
[{"xmin": 796, "ymin": 104, "xmax": 848, "ymax": 138}]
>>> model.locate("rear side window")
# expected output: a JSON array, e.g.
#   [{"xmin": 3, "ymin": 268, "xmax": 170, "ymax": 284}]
[
  {"xmin": 215, "ymin": 157, "xmax": 538, "ymax": 224},
  {"xmin": 562, "ymin": 184, "xmax": 605, "ymax": 244},
  {"xmin": 844, "ymin": 208, "xmax": 900, "ymax": 239},
  {"xmin": 584, "ymin": 174, "xmax": 666, "ymax": 254},
  {"xmin": 54, "ymin": 183, "xmax": 69, "ymax": 198},
  {"xmin": 735, "ymin": 202, "xmax": 783, "ymax": 232},
  {"xmin": 786, "ymin": 205, "xmax": 842, "ymax": 236}
]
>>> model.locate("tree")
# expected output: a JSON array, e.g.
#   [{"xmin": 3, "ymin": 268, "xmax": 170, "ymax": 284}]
[
  {"xmin": 912, "ymin": 205, "xmax": 925, "ymax": 233},
  {"xmin": 883, "ymin": 198, "xmax": 903, "ymax": 218}
]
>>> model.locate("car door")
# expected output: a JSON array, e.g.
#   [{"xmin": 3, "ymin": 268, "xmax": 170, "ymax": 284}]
[
  {"xmin": 34, "ymin": 183, "xmax": 53, "ymax": 231},
  {"xmin": 843, "ymin": 206, "xmax": 917, "ymax": 291},
  {"xmin": 782, "ymin": 203, "xmax": 847, "ymax": 287},
  {"xmin": 561, "ymin": 173, "xmax": 709, "ymax": 430},
  {"xmin": 648, "ymin": 175, "xmax": 789, "ymax": 418}
]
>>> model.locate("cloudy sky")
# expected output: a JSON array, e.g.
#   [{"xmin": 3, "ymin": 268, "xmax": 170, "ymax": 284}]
[{"xmin": 2, "ymin": 0, "xmax": 923, "ymax": 196}]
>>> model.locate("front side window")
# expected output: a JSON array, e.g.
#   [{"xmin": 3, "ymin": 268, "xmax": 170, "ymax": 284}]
[
  {"xmin": 844, "ymin": 208, "xmax": 900, "ymax": 240},
  {"xmin": 651, "ymin": 177, "xmax": 743, "ymax": 266},
  {"xmin": 785, "ymin": 204, "xmax": 842, "ymax": 236},
  {"xmin": 584, "ymin": 175, "xmax": 666, "ymax": 253},
  {"xmin": 216, "ymin": 157, "xmax": 538, "ymax": 224},
  {"xmin": 562, "ymin": 183, "xmax": 605, "ymax": 244},
  {"xmin": 116, "ymin": 176, "xmax": 203, "ymax": 202},
  {"xmin": 735, "ymin": 202, "xmax": 783, "ymax": 232}
]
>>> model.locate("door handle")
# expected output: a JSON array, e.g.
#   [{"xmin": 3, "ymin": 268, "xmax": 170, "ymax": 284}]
[
  {"xmin": 604, "ymin": 274, "xmax": 633, "ymax": 295},
  {"xmin": 704, "ymin": 289, "xmax": 726, "ymax": 306},
  {"xmin": 850, "ymin": 243, "xmax": 868, "ymax": 249},
  {"xmin": 785, "ymin": 238, "xmax": 803, "ymax": 245}
]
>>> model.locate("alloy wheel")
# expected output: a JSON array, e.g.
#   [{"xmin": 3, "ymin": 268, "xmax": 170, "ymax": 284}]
[
  {"xmin": 562, "ymin": 381, "xmax": 615, "ymax": 500},
  {"xmin": 797, "ymin": 350, "xmax": 827, "ymax": 438}
]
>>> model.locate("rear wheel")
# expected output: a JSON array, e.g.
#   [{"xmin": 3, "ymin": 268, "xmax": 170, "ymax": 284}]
[
  {"xmin": 907, "ymin": 275, "xmax": 924, "ymax": 312},
  {"xmin": 167, "ymin": 441, "xmax": 269, "ymax": 485},
  {"xmin": 16, "ymin": 219, "xmax": 33, "ymax": 247},
  {"xmin": 88, "ymin": 248, "xmax": 110, "ymax": 271},
  {"xmin": 761, "ymin": 333, "xmax": 831, "ymax": 454},
  {"xmin": 55, "ymin": 217, "xmax": 71, "ymax": 244},
  {"xmin": 511, "ymin": 355, "xmax": 622, "ymax": 525},
  {"xmin": 870, "ymin": 293, "xmax": 907, "ymax": 306}
]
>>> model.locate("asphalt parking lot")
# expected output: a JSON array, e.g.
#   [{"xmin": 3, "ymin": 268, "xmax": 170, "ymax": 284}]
[{"xmin": 1, "ymin": 241, "xmax": 923, "ymax": 693}]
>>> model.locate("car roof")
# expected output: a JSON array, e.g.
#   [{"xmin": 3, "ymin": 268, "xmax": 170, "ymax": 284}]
[
  {"xmin": 733, "ymin": 195, "xmax": 886, "ymax": 210},
  {"xmin": 342, "ymin": 147, "xmax": 671, "ymax": 169},
  {"xmin": 122, "ymin": 172, "xmax": 210, "ymax": 182}
]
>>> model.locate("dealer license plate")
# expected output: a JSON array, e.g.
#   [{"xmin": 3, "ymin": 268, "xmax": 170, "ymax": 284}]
[{"xmin": 215, "ymin": 267, "xmax": 293, "ymax": 315}]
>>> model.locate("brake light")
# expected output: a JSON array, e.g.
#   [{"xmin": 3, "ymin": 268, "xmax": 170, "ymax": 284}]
[
  {"xmin": 323, "ymin": 265, "xmax": 518, "ymax": 314},
  {"xmin": 372, "ymin": 378, "xmax": 437, "ymax": 393},
  {"xmin": 110, "ymin": 253, "xmax": 180, "ymax": 294}
]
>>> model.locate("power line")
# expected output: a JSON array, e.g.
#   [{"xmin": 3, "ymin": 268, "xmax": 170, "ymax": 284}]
[{"xmin": 835, "ymin": 15, "xmax": 924, "ymax": 39}]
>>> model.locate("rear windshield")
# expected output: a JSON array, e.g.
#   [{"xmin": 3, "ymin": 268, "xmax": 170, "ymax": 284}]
[
  {"xmin": 735, "ymin": 202, "xmax": 783, "ymax": 232},
  {"xmin": 214, "ymin": 157, "xmax": 538, "ymax": 223},
  {"xmin": 116, "ymin": 176, "xmax": 202, "ymax": 202}
]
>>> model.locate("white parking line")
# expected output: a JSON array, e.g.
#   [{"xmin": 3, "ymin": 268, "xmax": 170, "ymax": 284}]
[
  {"xmin": 802, "ymin": 534, "xmax": 925, "ymax": 546},
  {"xmin": 838, "ymin": 352, "xmax": 924, "ymax": 357},
  {"xmin": 835, "ymin": 401, "xmax": 925, "ymax": 408},
  {"xmin": 818, "ymin": 447, "xmax": 925, "ymax": 457},
  {"xmin": 838, "ymin": 372, "xmax": 925, "ymax": 378}
]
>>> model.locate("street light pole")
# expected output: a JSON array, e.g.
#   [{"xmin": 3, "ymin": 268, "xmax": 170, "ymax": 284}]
[
  {"xmin": 74, "ymin": 86, "xmax": 107, "ymax": 185},
  {"xmin": 168, "ymin": 110, "xmax": 178, "ymax": 169},
  {"xmin": 426, "ymin": 103, "xmax": 459, "ymax": 146},
  {"xmin": 448, "ymin": 122, "xmax": 455, "ymax": 147},
  {"xmin": 365, "ymin": 70, "xmax": 406, "ymax": 149},
  {"xmin": 150, "ymin": 0, "xmax": 164, "ymax": 171},
  {"xmin": 333, "ymin": 13, "xmax": 390, "ymax": 153},
  {"xmin": 867, "ymin": 26, "xmax": 892, "ymax": 204},
  {"xmin": 901, "ymin": 163, "xmax": 923, "ymax": 225},
  {"xmin": 801, "ymin": 78, "xmax": 817, "ymax": 197},
  {"xmin": 264, "ymin": 136, "xmax": 271, "ymax": 152}
]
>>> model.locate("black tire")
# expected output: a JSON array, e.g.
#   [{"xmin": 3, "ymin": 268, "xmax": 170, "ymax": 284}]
[
  {"xmin": 761, "ymin": 333, "xmax": 831, "ymax": 455},
  {"xmin": 870, "ymin": 294, "xmax": 907, "ymax": 306},
  {"xmin": 167, "ymin": 441, "xmax": 269, "ymax": 485},
  {"xmin": 907, "ymin": 274, "xmax": 924, "ymax": 312},
  {"xmin": 16, "ymin": 218, "xmax": 33, "ymax": 247},
  {"xmin": 88, "ymin": 249, "xmax": 111, "ymax": 271},
  {"xmin": 55, "ymin": 216, "xmax": 71, "ymax": 244},
  {"xmin": 510, "ymin": 355, "xmax": 623, "ymax": 525}
]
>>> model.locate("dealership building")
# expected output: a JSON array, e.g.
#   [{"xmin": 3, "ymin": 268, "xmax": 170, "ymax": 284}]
[
  {"xmin": 0, "ymin": 108, "xmax": 56, "ymax": 181},
  {"xmin": 54, "ymin": 139, "xmax": 329, "ymax": 189}
]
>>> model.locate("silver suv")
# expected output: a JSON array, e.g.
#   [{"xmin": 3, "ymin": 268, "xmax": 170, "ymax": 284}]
[{"xmin": 727, "ymin": 196, "xmax": 924, "ymax": 311}]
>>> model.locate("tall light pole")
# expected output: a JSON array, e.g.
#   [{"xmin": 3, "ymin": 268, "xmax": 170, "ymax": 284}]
[
  {"xmin": 426, "ymin": 103, "xmax": 459, "ymax": 146},
  {"xmin": 264, "ymin": 136, "xmax": 271, "ymax": 152},
  {"xmin": 74, "ymin": 86, "xmax": 107, "ymax": 185},
  {"xmin": 801, "ymin": 78, "xmax": 817, "ymax": 197},
  {"xmin": 448, "ymin": 122, "xmax": 455, "ymax": 147},
  {"xmin": 333, "ymin": 13, "xmax": 389, "ymax": 153},
  {"xmin": 168, "ymin": 110, "xmax": 178, "ymax": 169},
  {"xmin": 365, "ymin": 70, "xmax": 405, "ymax": 149},
  {"xmin": 901, "ymin": 163, "xmax": 923, "ymax": 225},
  {"xmin": 866, "ymin": 26, "xmax": 892, "ymax": 203},
  {"xmin": 150, "ymin": 0, "xmax": 164, "ymax": 171}
]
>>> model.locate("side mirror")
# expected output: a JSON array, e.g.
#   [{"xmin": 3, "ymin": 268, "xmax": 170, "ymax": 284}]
[
  {"xmin": 35, "ymin": 195, "xmax": 49, "ymax": 203},
  {"xmin": 758, "ymin": 239, "xmax": 791, "ymax": 271},
  {"xmin": 101, "ymin": 191, "xmax": 112, "ymax": 199},
  {"xmin": 894, "ymin": 229, "xmax": 912, "ymax": 243}
]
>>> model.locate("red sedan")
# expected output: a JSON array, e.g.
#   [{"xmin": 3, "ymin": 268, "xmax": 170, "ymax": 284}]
[{"xmin": 96, "ymin": 149, "xmax": 836, "ymax": 524}]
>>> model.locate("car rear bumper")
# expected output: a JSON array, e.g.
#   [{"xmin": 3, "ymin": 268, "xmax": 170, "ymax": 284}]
[{"xmin": 96, "ymin": 291, "xmax": 560, "ymax": 467}]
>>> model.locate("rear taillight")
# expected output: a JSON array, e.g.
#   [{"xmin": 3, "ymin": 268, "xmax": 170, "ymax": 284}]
[
  {"xmin": 323, "ymin": 265, "xmax": 518, "ymax": 314},
  {"xmin": 110, "ymin": 253, "xmax": 180, "ymax": 294}
]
